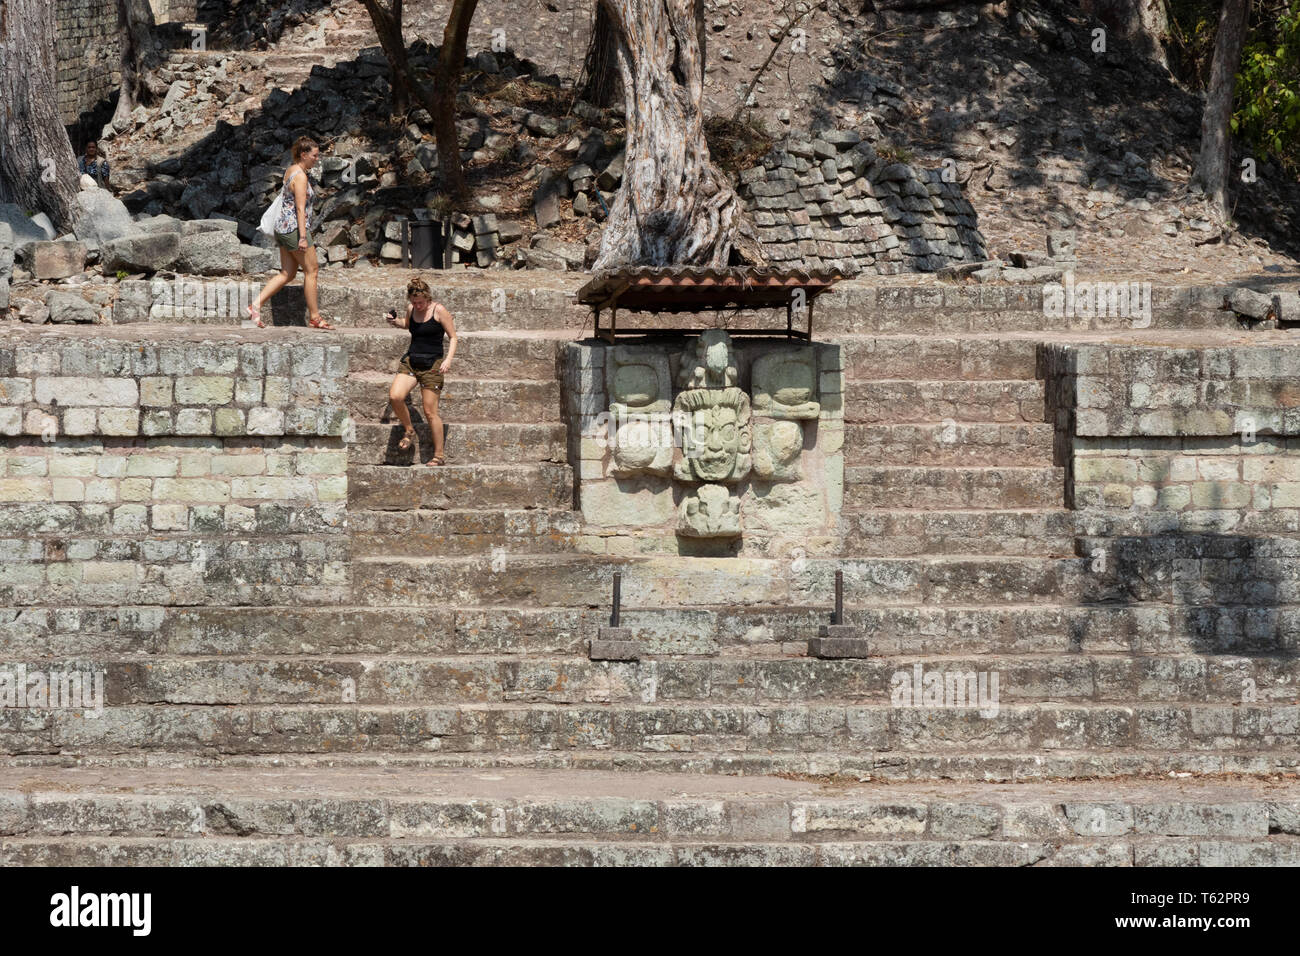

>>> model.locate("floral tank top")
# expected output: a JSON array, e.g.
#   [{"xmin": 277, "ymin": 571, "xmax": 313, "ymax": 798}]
[{"xmin": 273, "ymin": 168, "xmax": 314, "ymax": 235}]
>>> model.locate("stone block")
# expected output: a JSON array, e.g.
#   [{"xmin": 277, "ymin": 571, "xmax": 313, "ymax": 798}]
[
  {"xmin": 580, "ymin": 478, "xmax": 675, "ymax": 527},
  {"xmin": 589, "ymin": 628, "xmax": 639, "ymax": 661},
  {"xmin": 62, "ymin": 408, "xmax": 98, "ymax": 435},
  {"xmin": 35, "ymin": 377, "xmax": 137, "ymax": 407},
  {"xmin": 174, "ymin": 408, "xmax": 213, "ymax": 435},
  {"xmin": 138, "ymin": 377, "xmax": 172, "ymax": 407},
  {"xmin": 809, "ymin": 624, "xmax": 871, "ymax": 659},
  {"xmin": 23, "ymin": 240, "xmax": 87, "ymax": 279},
  {"xmin": 214, "ymin": 408, "xmax": 246, "ymax": 436},
  {"xmin": 98, "ymin": 408, "xmax": 140, "ymax": 436},
  {"xmin": 175, "ymin": 376, "xmax": 234, "ymax": 405},
  {"xmin": 100, "ymin": 232, "xmax": 180, "ymax": 273},
  {"xmin": 247, "ymin": 408, "xmax": 286, "ymax": 435}
]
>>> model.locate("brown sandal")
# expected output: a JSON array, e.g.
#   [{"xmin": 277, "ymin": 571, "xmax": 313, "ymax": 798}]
[
  {"xmin": 397, "ymin": 428, "xmax": 416, "ymax": 450},
  {"xmin": 307, "ymin": 316, "xmax": 335, "ymax": 330},
  {"xmin": 426, "ymin": 456, "xmax": 446, "ymax": 467}
]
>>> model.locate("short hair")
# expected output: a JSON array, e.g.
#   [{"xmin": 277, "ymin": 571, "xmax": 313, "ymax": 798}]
[
  {"xmin": 292, "ymin": 136, "xmax": 318, "ymax": 160},
  {"xmin": 85, "ymin": 141, "xmax": 98, "ymax": 150},
  {"xmin": 407, "ymin": 277, "xmax": 432, "ymax": 300}
]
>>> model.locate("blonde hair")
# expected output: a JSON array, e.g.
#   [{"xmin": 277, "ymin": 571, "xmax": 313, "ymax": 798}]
[{"xmin": 407, "ymin": 277, "xmax": 432, "ymax": 300}]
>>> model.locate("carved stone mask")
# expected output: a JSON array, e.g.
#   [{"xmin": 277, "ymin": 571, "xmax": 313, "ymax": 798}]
[{"xmin": 675, "ymin": 386, "xmax": 751, "ymax": 482}]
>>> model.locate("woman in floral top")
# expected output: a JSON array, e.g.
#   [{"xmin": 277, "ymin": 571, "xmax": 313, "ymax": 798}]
[
  {"xmin": 78, "ymin": 142, "xmax": 109, "ymax": 187},
  {"xmin": 248, "ymin": 136, "xmax": 334, "ymax": 330}
]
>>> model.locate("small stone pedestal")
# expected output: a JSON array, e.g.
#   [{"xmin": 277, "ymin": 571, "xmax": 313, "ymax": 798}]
[
  {"xmin": 808, "ymin": 624, "xmax": 870, "ymax": 659},
  {"xmin": 589, "ymin": 627, "xmax": 640, "ymax": 661}
]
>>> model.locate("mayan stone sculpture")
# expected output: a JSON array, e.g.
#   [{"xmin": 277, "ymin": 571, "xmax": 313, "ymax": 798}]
[
  {"xmin": 751, "ymin": 348, "xmax": 821, "ymax": 420},
  {"xmin": 607, "ymin": 346, "xmax": 674, "ymax": 476}
]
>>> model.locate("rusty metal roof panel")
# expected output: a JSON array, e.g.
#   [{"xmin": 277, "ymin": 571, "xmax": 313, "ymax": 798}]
[{"xmin": 577, "ymin": 265, "xmax": 850, "ymax": 305}]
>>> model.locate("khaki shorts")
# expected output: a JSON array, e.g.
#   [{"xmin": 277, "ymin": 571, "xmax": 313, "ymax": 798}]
[
  {"xmin": 275, "ymin": 230, "xmax": 314, "ymax": 250},
  {"xmin": 398, "ymin": 356, "xmax": 444, "ymax": 392}
]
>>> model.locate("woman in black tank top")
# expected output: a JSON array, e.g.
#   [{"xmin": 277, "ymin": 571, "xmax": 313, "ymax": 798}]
[{"xmin": 386, "ymin": 276, "xmax": 458, "ymax": 465}]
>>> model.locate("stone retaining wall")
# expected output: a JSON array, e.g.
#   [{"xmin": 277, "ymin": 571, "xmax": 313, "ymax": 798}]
[
  {"xmin": 1044, "ymin": 342, "xmax": 1300, "ymax": 532},
  {"xmin": 55, "ymin": 0, "xmax": 121, "ymax": 124},
  {"xmin": 0, "ymin": 334, "xmax": 350, "ymax": 607}
]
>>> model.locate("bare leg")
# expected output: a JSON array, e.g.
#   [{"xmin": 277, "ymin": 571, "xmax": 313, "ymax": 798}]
[
  {"xmin": 252, "ymin": 247, "xmax": 298, "ymax": 312},
  {"xmin": 389, "ymin": 374, "xmax": 418, "ymax": 436},
  {"xmin": 301, "ymin": 246, "xmax": 321, "ymax": 323},
  {"xmin": 421, "ymin": 386, "xmax": 444, "ymax": 462}
]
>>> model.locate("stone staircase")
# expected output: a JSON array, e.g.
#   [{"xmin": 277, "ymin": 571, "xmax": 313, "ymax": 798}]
[
  {"xmin": 3, "ymin": 767, "xmax": 1297, "ymax": 866},
  {"xmin": 6, "ymin": 276, "xmax": 1298, "ymax": 864}
]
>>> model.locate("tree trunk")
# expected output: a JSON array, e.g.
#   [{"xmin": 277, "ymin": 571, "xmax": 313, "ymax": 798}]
[
  {"xmin": 0, "ymin": 0, "xmax": 81, "ymax": 228},
  {"xmin": 579, "ymin": 3, "xmax": 621, "ymax": 107},
  {"xmin": 1079, "ymin": 0, "xmax": 1170, "ymax": 70},
  {"xmin": 695, "ymin": 0, "xmax": 706, "ymax": 78},
  {"xmin": 358, "ymin": 0, "xmax": 412, "ymax": 115},
  {"xmin": 1196, "ymin": 0, "xmax": 1251, "ymax": 219},
  {"xmin": 111, "ymin": 0, "xmax": 159, "ymax": 130},
  {"xmin": 593, "ymin": 0, "xmax": 765, "ymax": 270},
  {"xmin": 359, "ymin": 0, "xmax": 475, "ymax": 200},
  {"xmin": 431, "ymin": 0, "xmax": 478, "ymax": 199}
]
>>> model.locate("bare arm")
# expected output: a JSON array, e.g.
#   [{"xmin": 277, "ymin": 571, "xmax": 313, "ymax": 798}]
[
  {"xmin": 437, "ymin": 304, "xmax": 457, "ymax": 372},
  {"xmin": 291, "ymin": 170, "xmax": 309, "ymax": 248},
  {"xmin": 387, "ymin": 303, "xmax": 411, "ymax": 329}
]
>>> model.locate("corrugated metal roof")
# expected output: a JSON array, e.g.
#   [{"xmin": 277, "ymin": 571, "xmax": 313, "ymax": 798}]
[{"xmin": 577, "ymin": 265, "xmax": 850, "ymax": 304}]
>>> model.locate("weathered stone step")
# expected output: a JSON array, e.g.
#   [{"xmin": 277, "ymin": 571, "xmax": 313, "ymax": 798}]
[
  {"xmin": 845, "ymin": 465, "xmax": 1065, "ymax": 509},
  {"xmin": 9, "ymin": 602, "xmax": 1295, "ymax": 659},
  {"xmin": 0, "ymin": 535, "xmax": 349, "ymax": 608},
  {"xmin": 844, "ymin": 423, "xmax": 1054, "ymax": 466},
  {"xmin": 0, "ymin": 768, "xmax": 1295, "ymax": 867},
  {"xmin": 349, "ymin": 507, "xmax": 582, "ymax": 556},
  {"xmin": 343, "ymin": 330, "xmax": 562, "ymax": 379},
  {"xmin": 838, "ymin": 509, "xmax": 1075, "ymax": 556},
  {"xmin": 317, "ymin": 285, "xmax": 581, "ymax": 331},
  {"xmin": 7, "ymin": 747, "xmax": 1296, "ymax": 783},
  {"xmin": 352, "ymin": 554, "xmax": 1075, "ymax": 608},
  {"xmin": 51, "ymin": 653, "xmax": 1300, "ymax": 706},
  {"xmin": 7, "ymin": 701, "xmax": 1298, "ymax": 756},
  {"xmin": 314, "ymin": 283, "xmax": 1230, "ymax": 334},
  {"xmin": 348, "ymin": 423, "xmax": 567, "ymax": 466},
  {"xmin": 838, "ymin": 336, "xmax": 1039, "ymax": 381},
  {"xmin": 343, "ymin": 372, "xmax": 562, "ymax": 423},
  {"xmin": 3, "ymin": 768, "xmax": 1295, "ymax": 866},
  {"xmin": 844, "ymin": 380, "xmax": 1046, "ymax": 424},
  {"xmin": 348, "ymin": 463, "xmax": 574, "ymax": 511}
]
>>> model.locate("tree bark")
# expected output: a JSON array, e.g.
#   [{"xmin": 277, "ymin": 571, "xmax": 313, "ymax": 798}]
[
  {"xmin": 593, "ymin": 0, "xmax": 765, "ymax": 270},
  {"xmin": 579, "ymin": 3, "xmax": 621, "ymax": 107},
  {"xmin": 431, "ymin": 0, "xmax": 478, "ymax": 200},
  {"xmin": 358, "ymin": 0, "xmax": 413, "ymax": 115},
  {"xmin": 1196, "ymin": 0, "xmax": 1251, "ymax": 219},
  {"xmin": 0, "ymin": 0, "xmax": 81, "ymax": 228},
  {"xmin": 358, "ymin": 0, "xmax": 475, "ymax": 199},
  {"xmin": 111, "ymin": 0, "xmax": 159, "ymax": 130},
  {"xmin": 1079, "ymin": 0, "xmax": 1169, "ymax": 69}
]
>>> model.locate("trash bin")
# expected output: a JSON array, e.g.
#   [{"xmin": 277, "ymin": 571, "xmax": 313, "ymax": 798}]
[{"xmin": 403, "ymin": 219, "xmax": 448, "ymax": 269}]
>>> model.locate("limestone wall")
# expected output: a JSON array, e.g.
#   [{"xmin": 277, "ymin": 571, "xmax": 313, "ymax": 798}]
[
  {"xmin": 0, "ymin": 333, "xmax": 350, "ymax": 607},
  {"xmin": 149, "ymin": 0, "xmax": 198, "ymax": 23},
  {"xmin": 55, "ymin": 0, "xmax": 121, "ymax": 124},
  {"xmin": 1044, "ymin": 342, "xmax": 1300, "ymax": 534}
]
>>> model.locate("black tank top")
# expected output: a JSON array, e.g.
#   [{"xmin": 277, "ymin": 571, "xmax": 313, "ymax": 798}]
[{"xmin": 406, "ymin": 305, "xmax": 445, "ymax": 368}]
